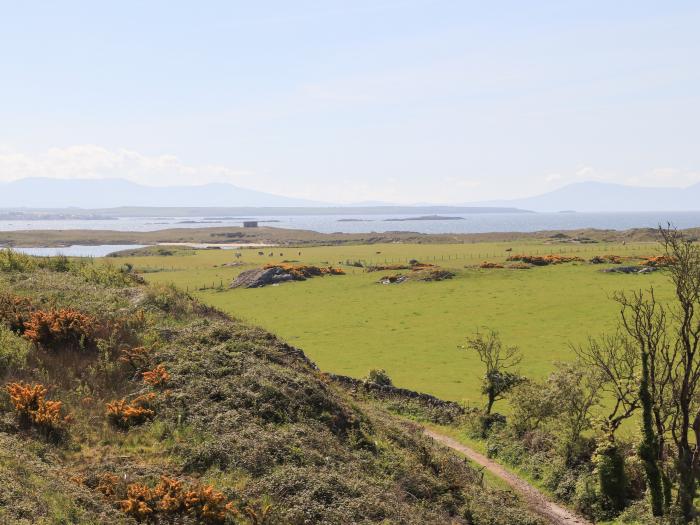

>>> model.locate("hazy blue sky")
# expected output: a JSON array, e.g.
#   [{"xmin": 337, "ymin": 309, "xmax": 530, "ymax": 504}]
[{"xmin": 1, "ymin": 1, "xmax": 698, "ymax": 203}]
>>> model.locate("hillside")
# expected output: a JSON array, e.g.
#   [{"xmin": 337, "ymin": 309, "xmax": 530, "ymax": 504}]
[
  {"xmin": 0, "ymin": 178, "xmax": 323, "ymax": 208},
  {"xmin": 479, "ymin": 181, "xmax": 700, "ymax": 212},
  {"xmin": 0, "ymin": 250, "xmax": 540, "ymax": 524}
]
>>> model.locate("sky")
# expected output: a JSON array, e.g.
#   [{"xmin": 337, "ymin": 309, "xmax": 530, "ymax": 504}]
[{"xmin": 1, "ymin": 1, "xmax": 699, "ymax": 204}]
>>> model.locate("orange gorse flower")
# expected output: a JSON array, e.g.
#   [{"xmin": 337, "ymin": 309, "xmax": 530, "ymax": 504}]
[
  {"xmin": 5, "ymin": 382, "xmax": 67, "ymax": 432},
  {"xmin": 640, "ymin": 255, "xmax": 676, "ymax": 267},
  {"xmin": 23, "ymin": 308, "xmax": 95, "ymax": 349},
  {"xmin": 142, "ymin": 364, "xmax": 170, "ymax": 387},
  {"xmin": 106, "ymin": 393, "xmax": 156, "ymax": 429},
  {"xmin": 506, "ymin": 254, "xmax": 583, "ymax": 266},
  {"xmin": 0, "ymin": 293, "xmax": 34, "ymax": 333},
  {"xmin": 121, "ymin": 483, "xmax": 155, "ymax": 521},
  {"xmin": 118, "ymin": 476, "xmax": 242, "ymax": 524},
  {"xmin": 96, "ymin": 473, "xmax": 121, "ymax": 497}
]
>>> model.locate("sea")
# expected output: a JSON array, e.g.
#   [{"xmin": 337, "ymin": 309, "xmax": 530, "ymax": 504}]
[{"xmin": 2, "ymin": 211, "xmax": 700, "ymax": 257}]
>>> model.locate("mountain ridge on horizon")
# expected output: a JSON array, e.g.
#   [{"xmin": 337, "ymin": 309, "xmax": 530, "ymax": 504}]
[
  {"xmin": 472, "ymin": 180, "xmax": 700, "ymax": 212},
  {"xmin": 1, "ymin": 177, "xmax": 698, "ymax": 212},
  {"xmin": 0, "ymin": 177, "xmax": 326, "ymax": 208}
]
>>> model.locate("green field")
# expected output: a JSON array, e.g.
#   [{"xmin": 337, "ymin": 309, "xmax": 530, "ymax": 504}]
[{"xmin": 116, "ymin": 240, "xmax": 672, "ymax": 404}]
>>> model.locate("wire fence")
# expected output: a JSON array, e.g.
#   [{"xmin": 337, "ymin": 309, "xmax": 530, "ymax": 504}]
[{"xmin": 156, "ymin": 242, "xmax": 661, "ymax": 291}]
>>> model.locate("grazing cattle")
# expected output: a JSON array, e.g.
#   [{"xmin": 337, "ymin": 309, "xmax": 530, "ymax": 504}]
[
  {"xmin": 269, "ymin": 252, "xmax": 273, "ymax": 256},
  {"xmin": 258, "ymin": 251, "xmax": 264, "ymax": 256}
]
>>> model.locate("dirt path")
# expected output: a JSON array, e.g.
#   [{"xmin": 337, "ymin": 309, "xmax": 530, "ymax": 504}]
[{"xmin": 423, "ymin": 428, "xmax": 592, "ymax": 525}]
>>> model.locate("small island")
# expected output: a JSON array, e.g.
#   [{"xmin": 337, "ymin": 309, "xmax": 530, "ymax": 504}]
[{"xmin": 385, "ymin": 215, "xmax": 465, "ymax": 222}]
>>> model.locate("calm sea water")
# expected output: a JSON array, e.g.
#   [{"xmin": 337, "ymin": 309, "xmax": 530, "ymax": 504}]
[
  {"xmin": 3, "ymin": 211, "xmax": 700, "ymax": 257},
  {"xmin": 1, "ymin": 211, "xmax": 700, "ymax": 236},
  {"xmin": 11, "ymin": 245, "xmax": 148, "ymax": 257}
]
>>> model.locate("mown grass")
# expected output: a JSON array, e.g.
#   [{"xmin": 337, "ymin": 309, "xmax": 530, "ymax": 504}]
[{"xmin": 115, "ymin": 240, "xmax": 673, "ymax": 404}]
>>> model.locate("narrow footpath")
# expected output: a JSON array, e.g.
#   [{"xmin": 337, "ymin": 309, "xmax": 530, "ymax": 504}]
[{"xmin": 423, "ymin": 428, "xmax": 592, "ymax": 525}]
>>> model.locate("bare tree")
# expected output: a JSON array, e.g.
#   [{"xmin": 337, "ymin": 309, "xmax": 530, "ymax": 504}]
[
  {"xmin": 659, "ymin": 226, "xmax": 700, "ymax": 520},
  {"xmin": 460, "ymin": 329, "xmax": 522, "ymax": 415},
  {"xmin": 574, "ymin": 333, "xmax": 641, "ymax": 438},
  {"xmin": 615, "ymin": 287, "xmax": 674, "ymax": 515},
  {"xmin": 613, "ymin": 226, "xmax": 700, "ymax": 520}
]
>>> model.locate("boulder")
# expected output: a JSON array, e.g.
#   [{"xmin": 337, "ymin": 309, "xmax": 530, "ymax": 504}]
[{"xmin": 230, "ymin": 267, "xmax": 296, "ymax": 288}]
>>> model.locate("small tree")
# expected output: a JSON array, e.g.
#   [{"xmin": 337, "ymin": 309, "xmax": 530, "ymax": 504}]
[
  {"xmin": 547, "ymin": 362, "xmax": 603, "ymax": 465},
  {"xmin": 510, "ymin": 378, "xmax": 559, "ymax": 434},
  {"xmin": 611, "ymin": 226, "xmax": 700, "ymax": 520},
  {"xmin": 574, "ymin": 334, "xmax": 641, "ymax": 513},
  {"xmin": 460, "ymin": 330, "xmax": 523, "ymax": 415}
]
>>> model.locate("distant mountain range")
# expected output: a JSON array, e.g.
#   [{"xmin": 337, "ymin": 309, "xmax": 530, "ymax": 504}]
[
  {"xmin": 0, "ymin": 177, "xmax": 698, "ymax": 213},
  {"xmin": 477, "ymin": 181, "xmax": 700, "ymax": 212},
  {"xmin": 0, "ymin": 177, "xmax": 324, "ymax": 208}
]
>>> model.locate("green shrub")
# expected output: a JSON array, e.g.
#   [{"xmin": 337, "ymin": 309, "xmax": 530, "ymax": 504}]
[
  {"xmin": 40, "ymin": 255, "xmax": 71, "ymax": 273},
  {"xmin": 140, "ymin": 283, "xmax": 192, "ymax": 317},
  {"xmin": 0, "ymin": 249, "xmax": 37, "ymax": 272},
  {"xmin": 0, "ymin": 326, "xmax": 31, "ymax": 374},
  {"xmin": 572, "ymin": 471, "xmax": 604, "ymax": 521},
  {"xmin": 595, "ymin": 441, "xmax": 627, "ymax": 513},
  {"xmin": 364, "ymin": 368, "xmax": 393, "ymax": 386},
  {"xmin": 542, "ymin": 460, "xmax": 579, "ymax": 503},
  {"xmin": 71, "ymin": 260, "xmax": 142, "ymax": 287}
]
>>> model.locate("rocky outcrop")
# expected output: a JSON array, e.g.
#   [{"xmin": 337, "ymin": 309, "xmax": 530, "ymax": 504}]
[{"xmin": 230, "ymin": 266, "xmax": 296, "ymax": 288}]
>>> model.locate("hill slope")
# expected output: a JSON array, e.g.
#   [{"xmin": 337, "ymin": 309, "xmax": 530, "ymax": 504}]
[
  {"xmin": 0, "ymin": 177, "xmax": 324, "ymax": 208},
  {"xmin": 479, "ymin": 181, "xmax": 700, "ymax": 212},
  {"xmin": 0, "ymin": 252, "xmax": 540, "ymax": 524}
]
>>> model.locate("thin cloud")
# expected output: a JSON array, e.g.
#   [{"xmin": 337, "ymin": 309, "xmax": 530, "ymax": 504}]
[{"xmin": 0, "ymin": 145, "xmax": 253, "ymax": 187}]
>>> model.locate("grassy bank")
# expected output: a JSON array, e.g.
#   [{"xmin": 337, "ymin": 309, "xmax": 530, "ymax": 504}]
[{"xmin": 0, "ymin": 250, "xmax": 541, "ymax": 524}]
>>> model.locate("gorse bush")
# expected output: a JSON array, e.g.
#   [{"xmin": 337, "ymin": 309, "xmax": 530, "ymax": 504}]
[
  {"xmin": 112, "ymin": 475, "xmax": 271, "ymax": 524},
  {"xmin": 119, "ymin": 345, "xmax": 152, "ymax": 370},
  {"xmin": 506, "ymin": 254, "xmax": 583, "ymax": 266},
  {"xmin": 0, "ymin": 292, "xmax": 34, "ymax": 333},
  {"xmin": 5, "ymin": 382, "xmax": 68, "ymax": 437},
  {"xmin": 24, "ymin": 308, "xmax": 96, "ymax": 351},
  {"xmin": 106, "ymin": 393, "xmax": 156, "ymax": 429},
  {"xmin": 142, "ymin": 364, "xmax": 170, "ymax": 387}
]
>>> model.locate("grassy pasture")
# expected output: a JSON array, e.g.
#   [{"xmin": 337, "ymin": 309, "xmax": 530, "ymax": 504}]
[{"xmin": 115, "ymin": 240, "xmax": 672, "ymax": 405}]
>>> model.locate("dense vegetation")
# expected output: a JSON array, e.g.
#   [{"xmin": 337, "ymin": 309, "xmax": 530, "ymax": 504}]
[{"xmin": 0, "ymin": 249, "xmax": 540, "ymax": 524}]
